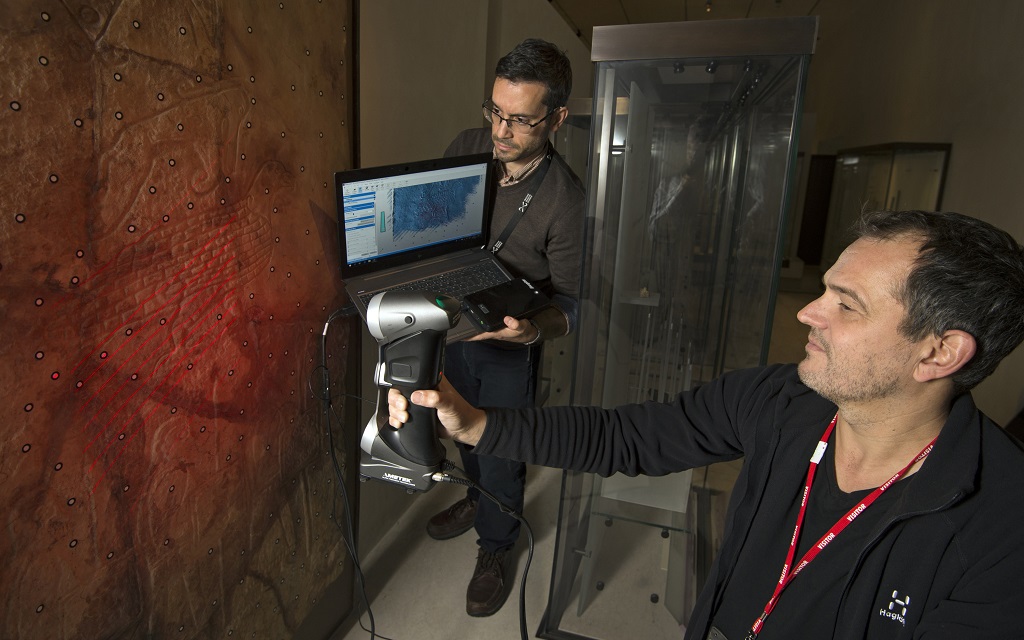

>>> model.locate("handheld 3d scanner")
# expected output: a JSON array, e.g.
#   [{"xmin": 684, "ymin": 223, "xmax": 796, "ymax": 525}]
[{"xmin": 359, "ymin": 290, "xmax": 460, "ymax": 492}]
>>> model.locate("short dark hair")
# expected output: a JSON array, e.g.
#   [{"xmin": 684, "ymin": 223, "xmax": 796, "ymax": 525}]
[
  {"xmin": 494, "ymin": 39, "xmax": 572, "ymax": 110},
  {"xmin": 852, "ymin": 210, "xmax": 1024, "ymax": 392}
]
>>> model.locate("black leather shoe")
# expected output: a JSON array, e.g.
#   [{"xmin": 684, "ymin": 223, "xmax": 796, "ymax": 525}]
[
  {"xmin": 466, "ymin": 548, "xmax": 513, "ymax": 617},
  {"xmin": 426, "ymin": 496, "xmax": 478, "ymax": 540}
]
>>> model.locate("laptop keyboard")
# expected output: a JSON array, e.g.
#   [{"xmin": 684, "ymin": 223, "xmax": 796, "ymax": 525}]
[{"xmin": 357, "ymin": 261, "xmax": 509, "ymax": 308}]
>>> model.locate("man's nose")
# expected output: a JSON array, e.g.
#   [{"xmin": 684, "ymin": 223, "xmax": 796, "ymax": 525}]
[
  {"xmin": 796, "ymin": 298, "xmax": 824, "ymax": 328},
  {"xmin": 493, "ymin": 118, "xmax": 513, "ymax": 137}
]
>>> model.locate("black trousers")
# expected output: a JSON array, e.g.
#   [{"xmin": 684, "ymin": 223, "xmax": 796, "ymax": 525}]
[{"xmin": 444, "ymin": 340, "xmax": 538, "ymax": 553}]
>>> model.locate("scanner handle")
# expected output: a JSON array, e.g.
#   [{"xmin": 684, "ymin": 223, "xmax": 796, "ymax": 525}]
[{"xmin": 378, "ymin": 330, "xmax": 446, "ymax": 467}]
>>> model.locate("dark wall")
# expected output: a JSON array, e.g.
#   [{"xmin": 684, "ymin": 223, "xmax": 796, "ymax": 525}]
[{"xmin": 0, "ymin": 1, "xmax": 356, "ymax": 637}]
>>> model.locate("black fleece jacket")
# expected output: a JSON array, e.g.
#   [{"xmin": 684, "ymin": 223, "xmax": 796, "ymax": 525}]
[{"xmin": 474, "ymin": 364, "xmax": 1024, "ymax": 639}]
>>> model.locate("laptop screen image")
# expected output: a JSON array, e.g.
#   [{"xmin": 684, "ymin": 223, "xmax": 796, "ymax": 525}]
[{"xmin": 336, "ymin": 153, "xmax": 494, "ymax": 279}]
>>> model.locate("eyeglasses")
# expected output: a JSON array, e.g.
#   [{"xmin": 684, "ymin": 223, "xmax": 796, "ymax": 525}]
[{"xmin": 482, "ymin": 100, "xmax": 559, "ymax": 133}]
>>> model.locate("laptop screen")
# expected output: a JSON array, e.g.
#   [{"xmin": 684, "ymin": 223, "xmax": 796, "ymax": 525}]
[{"xmin": 335, "ymin": 153, "xmax": 494, "ymax": 279}]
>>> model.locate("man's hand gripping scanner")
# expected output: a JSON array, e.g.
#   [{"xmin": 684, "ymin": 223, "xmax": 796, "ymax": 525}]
[{"xmin": 359, "ymin": 291, "xmax": 460, "ymax": 492}]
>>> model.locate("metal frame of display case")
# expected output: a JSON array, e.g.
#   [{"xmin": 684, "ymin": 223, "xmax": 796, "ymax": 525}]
[{"xmin": 539, "ymin": 17, "xmax": 818, "ymax": 640}]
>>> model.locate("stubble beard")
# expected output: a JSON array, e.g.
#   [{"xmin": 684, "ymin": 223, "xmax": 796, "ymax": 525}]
[
  {"xmin": 798, "ymin": 335, "xmax": 903, "ymax": 405},
  {"xmin": 492, "ymin": 129, "xmax": 547, "ymax": 166}
]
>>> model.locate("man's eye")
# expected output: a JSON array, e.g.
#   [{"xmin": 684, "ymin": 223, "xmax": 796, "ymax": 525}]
[
  {"xmin": 838, "ymin": 302, "xmax": 853, "ymax": 311},
  {"xmin": 512, "ymin": 117, "xmax": 531, "ymax": 125}
]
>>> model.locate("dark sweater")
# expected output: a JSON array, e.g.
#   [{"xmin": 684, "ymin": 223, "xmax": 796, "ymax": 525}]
[
  {"xmin": 444, "ymin": 128, "xmax": 585, "ymax": 321},
  {"xmin": 475, "ymin": 364, "xmax": 1024, "ymax": 639}
]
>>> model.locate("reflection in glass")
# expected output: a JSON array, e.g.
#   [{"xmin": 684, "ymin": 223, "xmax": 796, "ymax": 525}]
[{"xmin": 821, "ymin": 143, "xmax": 951, "ymax": 270}]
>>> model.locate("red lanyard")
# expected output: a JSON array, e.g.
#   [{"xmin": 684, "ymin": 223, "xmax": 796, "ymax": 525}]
[{"xmin": 744, "ymin": 414, "xmax": 937, "ymax": 640}]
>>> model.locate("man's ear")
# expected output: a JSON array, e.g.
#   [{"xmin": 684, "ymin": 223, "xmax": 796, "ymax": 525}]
[
  {"xmin": 914, "ymin": 330, "xmax": 977, "ymax": 383},
  {"xmin": 548, "ymin": 106, "xmax": 568, "ymax": 134}
]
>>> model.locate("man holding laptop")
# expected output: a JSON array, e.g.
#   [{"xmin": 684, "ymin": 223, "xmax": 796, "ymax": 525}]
[{"xmin": 426, "ymin": 38, "xmax": 586, "ymax": 617}]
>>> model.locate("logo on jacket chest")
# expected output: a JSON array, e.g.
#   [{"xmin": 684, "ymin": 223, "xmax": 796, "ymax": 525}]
[{"xmin": 878, "ymin": 590, "xmax": 910, "ymax": 626}]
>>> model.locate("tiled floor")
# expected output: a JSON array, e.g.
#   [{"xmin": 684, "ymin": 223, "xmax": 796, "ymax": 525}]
[{"xmin": 337, "ymin": 287, "xmax": 819, "ymax": 640}]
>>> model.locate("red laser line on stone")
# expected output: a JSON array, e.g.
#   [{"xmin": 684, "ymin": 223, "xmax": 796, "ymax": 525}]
[
  {"xmin": 81, "ymin": 279, "xmax": 239, "ymax": 452},
  {"xmin": 90, "ymin": 311, "xmax": 240, "ymax": 493},
  {"xmin": 70, "ymin": 214, "xmax": 240, "ymax": 377},
  {"xmin": 74, "ymin": 266, "xmax": 238, "ymax": 445},
  {"xmin": 79, "ymin": 278, "xmax": 236, "ymax": 452},
  {"xmin": 86, "ymin": 293, "xmax": 240, "ymax": 476},
  {"xmin": 78, "ymin": 244, "xmax": 242, "ymax": 420},
  {"xmin": 74, "ymin": 238, "xmax": 236, "ymax": 410},
  {"xmin": 116, "ymin": 316, "xmax": 240, "ymax": 476}
]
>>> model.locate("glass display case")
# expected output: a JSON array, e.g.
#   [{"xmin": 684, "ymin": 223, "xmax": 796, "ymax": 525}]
[
  {"xmin": 820, "ymin": 143, "xmax": 951, "ymax": 269},
  {"xmin": 541, "ymin": 17, "xmax": 818, "ymax": 640}
]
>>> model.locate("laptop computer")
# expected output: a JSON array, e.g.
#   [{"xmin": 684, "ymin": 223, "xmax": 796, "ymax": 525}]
[{"xmin": 335, "ymin": 153, "xmax": 513, "ymax": 342}]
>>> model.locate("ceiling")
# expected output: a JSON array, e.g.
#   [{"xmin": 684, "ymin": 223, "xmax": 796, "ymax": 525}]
[{"xmin": 550, "ymin": 0, "xmax": 825, "ymax": 46}]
